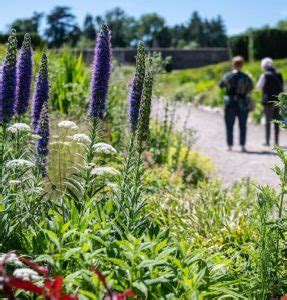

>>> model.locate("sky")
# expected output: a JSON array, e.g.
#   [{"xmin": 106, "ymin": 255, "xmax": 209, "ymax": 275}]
[{"xmin": 0, "ymin": 0, "xmax": 287, "ymax": 35}]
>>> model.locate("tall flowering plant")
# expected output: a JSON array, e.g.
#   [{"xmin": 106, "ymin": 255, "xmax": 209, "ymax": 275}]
[
  {"xmin": 14, "ymin": 33, "xmax": 33, "ymax": 117},
  {"xmin": 117, "ymin": 47, "xmax": 155, "ymax": 234},
  {"xmin": 0, "ymin": 30, "xmax": 17, "ymax": 194},
  {"xmin": 32, "ymin": 53, "xmax": 49, "ymax": 130},
  {"xmin": 129, "ymin": 41, "xmax": 146, "ymax": 132},
  {"xmin": 35, "ymin": 102, "xmax": 50, "ymax": 177},
  {"xmin": 67, "ymin": 24, "xmax": 112, "ymax": 204},
  {"xmin": 87, "ymin": 24, "xmax": 112, "ymax": 162},
  {"xmin": 89, "ymin": 23, "xmax": 112, "ymax": 120},
  {"xmin": 1, "ymin": 29, "xmax": 17, "ymax": 123},
  {"xmin": 137, "ymin": 58, "xmax": 154, "ymax": 149}
]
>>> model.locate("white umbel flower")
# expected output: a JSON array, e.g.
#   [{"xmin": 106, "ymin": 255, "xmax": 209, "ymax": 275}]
[
  {"xmin": 0, "ymin": 253, "xmax": 23, "ymax": 267},
  {"xmin": 106, "ymin": 182, "xmax": 118, "ymax": 191},
  {"xmin": 9, "ymin": 180, "xmax": 22, "ymax": 185},
  {"xmin": 13, "ymin": 268, "xmax": 41, "ymax": 281},
  {"xmin": 91, "ymin": 166, "xmax": 120, "ymax": 177},
  {"xmin": 93, "ymin": 142, "xmax": 117, "ymax": 154},
  {"xmin": 68, "ymin": 134, "xmax": 91, "ymax": 144},
  {"xmin": 58, "ymin": 120, "xmax": 79, "ymax": 131},
  {"xmin": 7, "ymin": 123, "xmax": 31, "ymax": 134},
  {"xmin": 6, "ymin": 159, "xmax": 35, "ymax": 169}
]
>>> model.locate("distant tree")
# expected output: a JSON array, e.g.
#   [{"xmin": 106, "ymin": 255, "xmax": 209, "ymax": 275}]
[
  {"xmin": 204, "ymin": 16, "xmax": 227, "ymax": 47},
  {"xmin": 170, "ymin": 24, "xmax": 188, "ymax": 47},
  {"xmin": 45, "ymin": 6, "xmax": 80, "ymax": 47},
  {"xmin": 277, "ymin": 20, "xmax": 287, "ymax": 31},
  {"xmin": 137, "ymin": 13, "xmax": 168, "ymax": 47},
  {"xmin": 95, "ymin": 7, "xmax": 136, "ymax": 47},
  {"xmin": 187, "ymin": 11, "xmax": 206, "ymax": 46},
  {"xmin": 83, "ymin": 14, "xmax": 96, "ymax": 40},
  {"xmin": 10, "ymin": 12, "xmax": 43, "ymax": 34}
]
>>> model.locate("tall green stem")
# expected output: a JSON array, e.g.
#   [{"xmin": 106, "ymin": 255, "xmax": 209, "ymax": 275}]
[
  {"xmin": 0, "ymin": 123, "xmax": 7, "ymax": 195},
  {"xmin": 83, "ymin": 117, "xmax": 98, "ymax": 203},
  {"xmin": 274, "ymin": 163, "xmax": 287, "ymax": 287}
]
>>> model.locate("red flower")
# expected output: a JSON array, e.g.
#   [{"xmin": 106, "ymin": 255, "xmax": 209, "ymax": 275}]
[
  {"xmin": 0, "ymin": 253, "xmax": 78, "ymax": 300},
  {"xmin": 18, "ymin": 255, "xmax": 49, "ymax": 276}
]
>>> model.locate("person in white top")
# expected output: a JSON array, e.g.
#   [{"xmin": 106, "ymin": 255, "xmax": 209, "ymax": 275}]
[{"xmin": 256, "ymin": 58, "xmax": 283, "ymax": 146}]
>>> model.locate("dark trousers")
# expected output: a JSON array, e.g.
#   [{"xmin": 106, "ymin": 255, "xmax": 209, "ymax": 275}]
[
  {"xmin": 225, "ymin": 106, "xmax": 248, "ymax": 146},
  {"xmin": 264, "ymin": 104, "xmax": 280, "ymax": 145}
]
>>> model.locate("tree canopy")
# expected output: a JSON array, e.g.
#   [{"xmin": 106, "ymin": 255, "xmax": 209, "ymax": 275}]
[{"xmin": 3, "ymin": 6, "xmax": 228, "ymax": 49}]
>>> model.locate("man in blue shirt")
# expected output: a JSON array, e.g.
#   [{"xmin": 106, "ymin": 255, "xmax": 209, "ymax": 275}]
[{"xmin": 220, "ymin": 56, "xmax": 253, "ymax": 152}]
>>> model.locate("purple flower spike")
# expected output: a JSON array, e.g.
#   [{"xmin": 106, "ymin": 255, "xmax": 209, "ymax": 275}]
[
  {"xmin": 32, "ymin": 53, "xmax": 49, "ymax": 130},
  {"xmin": 15, "ymin": 33, "xmax": 33, "ymax": 116},
  {"xmin": 129, "ymin": 41, "xmax": 146, "ymax": 131},
  {"xmin": 1, "ymin": 29, "xmax": 17, "ymax": 123},
  {"xmin": 35, "ymin": 102, "xmax": 49, "ymax": 177},
  {"xmin": 89, "ymin": 24, "xmax": 112, "ymax": 119}
]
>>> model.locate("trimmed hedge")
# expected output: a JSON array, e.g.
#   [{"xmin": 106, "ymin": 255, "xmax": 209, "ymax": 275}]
[
  {"xmin": 228, "ymin": 34, "xmax": 249, "ymax": 60},
  {"xmin": 0, "ymin": 32, "xmax": 44, "ymax": 48},
  {"xmin": 252, "ymin": 29, "xmax": 287, "ymax": 59},
  {"xmin": 229, "ymin": 29, "xmax": 287, "ymax": 60}
]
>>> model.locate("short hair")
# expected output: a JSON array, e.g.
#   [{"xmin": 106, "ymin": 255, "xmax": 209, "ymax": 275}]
[
  {"xmin": 261, "ymin": 57, "xmax": 274, "ymax": 70},
  {"xmin": 232, "ymin": 56, "xmax": 244, "ymax": 68}
]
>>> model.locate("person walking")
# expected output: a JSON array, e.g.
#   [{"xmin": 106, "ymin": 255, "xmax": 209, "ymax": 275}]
[
  {"xmin": 256, "ymin": 57, "xmax": 283, "ymax": 146},
  {"xmin": 219, "ymin": 56, "xmax": 253, "ymax": 152}
]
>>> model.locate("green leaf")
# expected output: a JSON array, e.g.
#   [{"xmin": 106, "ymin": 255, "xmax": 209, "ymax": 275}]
[
  {"xmin": 64, "ymin": 247, "xmax": 81, "ymax": 260},
  {"xmin": 44, "ymin": 230, "xmax": 61, "ymax": 251},
  {"xmin": 133, "ymin": 281, "xmax": 148, "ymax": 297}
]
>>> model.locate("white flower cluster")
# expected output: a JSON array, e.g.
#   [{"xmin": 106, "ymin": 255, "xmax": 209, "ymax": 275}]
[
  {"xmin": 13, "ymin": 268, "xmax": 41, "ymax": 281},
  {"xmin": 0, "ymin": 253, "xmax": 23, "ymax": 267},
  {"xmin": 7, "ymin": 123, "xmax": 31, "ymax": 134},
  {"xmin": 6, "ymin": 159, "xmax": 35, "ymax": 169},
  {"xmin": 93, "ymin": 142, "xmax": 117, "ymax": 155},
  {"xmin": 106, "ymin": 182, "xmax": 118, "ymax": 191},
  {"xmin": 58, "ymin": 120, "xmax": 79, "ymax": 131},
  {"xmin": 9, "ymin": 180, "xmax": 22, "ymax": 186},
  {"xmin": 68, "ymin": 134, "xmax": 91, "ymax": 144},
  {"xmin": 91, "ymin": 166, "xmax": 120, "ymax": 177}
]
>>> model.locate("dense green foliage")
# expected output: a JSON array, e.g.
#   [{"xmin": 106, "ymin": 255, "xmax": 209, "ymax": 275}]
[
  {"xmin": 228, "ymin": 34, "xmax": 250, "ymax": 60},
  {"xmin": 229, "ymin": 29, "xmax": 287, "ymax": 61},
  {"xmin": 1, "ymin": 31, "xmax": 287, "ymax": 298}
]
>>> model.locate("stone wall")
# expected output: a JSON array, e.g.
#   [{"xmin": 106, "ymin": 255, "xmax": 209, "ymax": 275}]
[{"xmin": 79, "ymin": 48, "xmax": 229, "ymax": 70}]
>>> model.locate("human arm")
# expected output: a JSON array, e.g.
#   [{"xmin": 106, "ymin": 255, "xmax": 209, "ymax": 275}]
[
  {"xmin": 256, "ymin": 74, "xmax": 266, "ymax": 89},
  {"xmin": 219, "ymin": 77, "xmax": 226, "ymax": 89}
]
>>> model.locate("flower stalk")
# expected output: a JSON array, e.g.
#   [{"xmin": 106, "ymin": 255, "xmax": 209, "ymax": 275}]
[
  {"xmin": 129, "ymin": 41, "xmax": 146, "ymax": 132},
  {"xmin": 15, "ymin": 33, "xmax": 33, "ymax": 118},
  {"xmin": 32, "ymin": 53, "xmax": 49, "ymax": 130}
]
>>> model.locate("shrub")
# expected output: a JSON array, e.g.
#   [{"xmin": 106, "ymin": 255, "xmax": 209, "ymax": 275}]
[
  {"xmin": 229, "ymin": 29, "xmax": 287, "ymax": 61},
  {"xmin": 252, "ymin": 29, "xmax": 287, "ymax": 60},
  {"xmin": 228, "ymin": 34, "xmax": 249, "ymax": 60}
]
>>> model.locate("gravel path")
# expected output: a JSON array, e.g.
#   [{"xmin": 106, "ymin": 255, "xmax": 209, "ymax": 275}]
[{"xmin": 154, "ymin": 100, "xmax": 287, "ymax": 188}]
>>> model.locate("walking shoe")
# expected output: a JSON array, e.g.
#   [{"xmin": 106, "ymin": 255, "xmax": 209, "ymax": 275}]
[
  {"xmin": 241, "ymin": 146, "xmax": 247, "ymax": 153},
  {"xmin": 262, "ymin": 143, "xmax": 270, "ymax": 147},
  {"xmin": 227, "ymin": 146, "xmax": 232, "ymax": 151}
]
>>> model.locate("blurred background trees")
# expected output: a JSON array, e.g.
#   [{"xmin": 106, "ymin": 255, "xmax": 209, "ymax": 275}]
[
  {"xmin": 1, "ymin": 6, "xmax": 228, "ymax": 49},
  {"xmin": 2, "ymin": 3, "xmax": 287, "ymax": 58}
]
